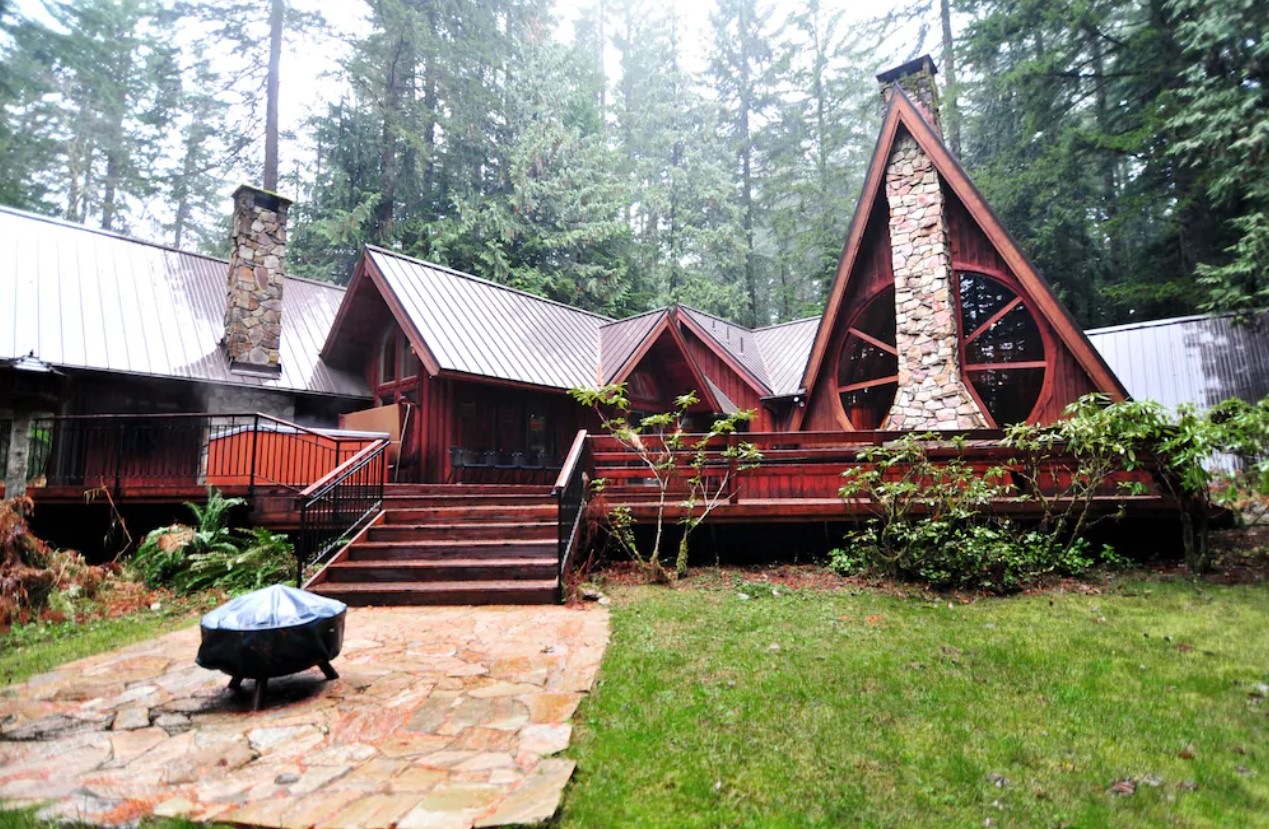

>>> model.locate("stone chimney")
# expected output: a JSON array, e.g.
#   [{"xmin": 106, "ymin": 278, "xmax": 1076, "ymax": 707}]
[
  {"xmin": 224, "ymin": 185, "xmax": 290, "ymax": 374},
  {"xmin": 879, "ymin": 59, "xmax": 988, "ymax": 430},
  {"xmin": 877, "ymin": 55, "xmax": 941, "ymax": 135}
]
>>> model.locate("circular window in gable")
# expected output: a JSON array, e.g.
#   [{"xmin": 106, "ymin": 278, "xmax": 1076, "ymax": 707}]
[
  {"xmin": 835, "ymin": 286, "xmax": 897, "ymax": 430},
  {"xmin": 957, "ymin": 272, "xmax": 1048, "ymax": 426}
]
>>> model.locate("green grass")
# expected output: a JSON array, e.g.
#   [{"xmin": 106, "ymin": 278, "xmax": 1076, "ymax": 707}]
[
  {"xmin": 559, "ymin": 576, "xmax": 1269, "ymax": 828},
  {"xmin": 0, "ymin": 605, "xmax": 201, "ymax": 687}
]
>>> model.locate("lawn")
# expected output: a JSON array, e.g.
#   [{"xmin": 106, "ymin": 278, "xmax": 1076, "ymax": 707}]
[
  {"xmin": 0, "ymin": 601, "xmax": 206, "ymax": 687},
  {"xmin": 559, "ymin": 574, "xmax": 1269, "ymax": 828}
]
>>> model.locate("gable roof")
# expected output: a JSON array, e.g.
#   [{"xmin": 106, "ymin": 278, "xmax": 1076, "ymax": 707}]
[
  {"xmin": 753, "ymin": 317, "xmax": 819, "ymax": 397},
  {"xmin": 598, "ymin": 310, "xmax": 666, "ymax": 384},
  {"xmin": 0, "ymin": 205, "xmax": 367, "ymax": 397},
  {"xmin": 676, "ymin": 305, "xmax": 773, "ymax": 393},
  {"xmin": 335, "ymin": 246, "xmax": 814, "ymax": 401},
  {"xmin": 358, "ymin": 246, "xmax": 611, "ymax": 390},
  {"xmin": 792, "ymin": 87, "xmax": 1127, "ymax": 428}
]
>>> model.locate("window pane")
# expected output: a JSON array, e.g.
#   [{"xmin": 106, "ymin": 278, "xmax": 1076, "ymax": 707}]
[
  {"xmin": 380, "ymin": 332, "xmax": 398, "ymax": 383},
  {"xmin": 401, "ymin": 336, "xmax": 419, "ymax": 378},
  {"xmin": 958, "ymin": 272, "xmax": 1016, "ymax": 334},
  {"xmin": 967, "ymin": 368, "xmax": 1044, "ymax": 425},
  {"xmin": 836, "ymin": 287, "xmax": 898, "ymax": 429},
  {"xmin": 965, "ymin": 304, "xmax": 1044, "ymax": 364}
]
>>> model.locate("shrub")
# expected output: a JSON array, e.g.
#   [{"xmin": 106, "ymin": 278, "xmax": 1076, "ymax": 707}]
[
  {"xmin": 834, "ymin": 433, "xmax": 1122, "ymax": 593},
  {"xmin": 130, "ymin": 488, "xmax": 293, "ymax": 594}
]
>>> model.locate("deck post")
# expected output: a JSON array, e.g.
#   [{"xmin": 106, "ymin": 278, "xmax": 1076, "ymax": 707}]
[
  {"xmin": 249, "ymin": 414, "xmax": 260, "ymax": 500},
  {"xmin": 113, "ymin": 421, "xmax": 125, "ymax": 498},
  {"xmin": 3, "ymin": 411, "xmax": 32, "ymax": 498}
]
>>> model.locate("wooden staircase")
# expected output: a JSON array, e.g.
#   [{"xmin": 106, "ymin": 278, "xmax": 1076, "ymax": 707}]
[{"xmin": 305, "ymin": 484, "xmax": 561, "ymax": 606}]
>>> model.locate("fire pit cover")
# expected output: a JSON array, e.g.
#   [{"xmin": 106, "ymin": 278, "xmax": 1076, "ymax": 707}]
[{"xmin": 197, "ymin": 585, "xmax": 347, "ymax": 681}]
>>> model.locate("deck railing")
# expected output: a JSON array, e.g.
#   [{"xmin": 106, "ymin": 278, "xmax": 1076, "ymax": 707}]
[
  {"xmin": 24, "ymin": 413, "xmax": 377, "ymax": 497},
  {"xmin": 551, "ymin": 430, "xmax": 591, "ymax": 591},
  {"xmin": 295, "ymin": 438, "xmax": 388, "ymax": 584}
]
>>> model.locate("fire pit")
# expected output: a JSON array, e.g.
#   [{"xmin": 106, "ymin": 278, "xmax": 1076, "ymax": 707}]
[{"xmin": 197, "ymin": 584, "xmax": 347, "ymax": 710}]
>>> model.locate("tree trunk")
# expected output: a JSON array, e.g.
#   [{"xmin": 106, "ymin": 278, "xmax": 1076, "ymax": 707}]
[
  {"xmin": 939, "ymin": 0, "xmax": 961, "ymax": 156},
  {"xmin": 263, "ymin": 0, "xmax": 283, "ymax": 192}
]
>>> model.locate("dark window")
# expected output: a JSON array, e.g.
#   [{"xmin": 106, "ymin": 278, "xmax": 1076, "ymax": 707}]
[
  {"xmin": 957, "ymin": 272, "xmax": 1047, "ymax": 425},
  {"xmin": 400, "ymin": 335, "xmax": 419, "ymax": 379},
  {"xmin": 379, "ymin": 331, "xmax": 398, "ymax": 384},
  {"xmin": 835, "ymin": 286, "xmax": 898, "ymax": 429}
]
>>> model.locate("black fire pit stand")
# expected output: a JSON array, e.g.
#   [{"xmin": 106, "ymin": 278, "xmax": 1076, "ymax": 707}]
[{"xmin": 197, "ymin": 585, "xmax": 348, "ymax": 711}]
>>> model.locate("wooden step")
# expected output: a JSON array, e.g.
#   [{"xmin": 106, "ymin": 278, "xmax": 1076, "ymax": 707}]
[
  {"xmin": 384, "ymin": 493, "xmax": 556, "ymax": 508},
  {"xmin": 347, "ymin": 539, "xmax": 557, "ymax": 561},
  {"xmin": 369, "ymin": 522, "xmax": 555, "ymax": 542},
  {"xmin": 322, "ymin": 557, "xmax": 557, "ymax": 583},
  {"xmin": 383, "ymin": 484, "xmax": 551, "ymax": 496},
  {"xmin": 385, "ymin": 504, "xmax": 559, "ymax": 523},
  {"xmin": 310, "ymin": 579, "xmax": 559, "ymax": 606}
]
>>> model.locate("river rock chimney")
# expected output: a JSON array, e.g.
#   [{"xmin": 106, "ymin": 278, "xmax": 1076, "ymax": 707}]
[
  {"xmin": 224, "ymin": 185, "xmax": 290, "ymax": 374},
  {"xmin": 878, "ymin": 58, "xmax": 987, "ymax": 430}
]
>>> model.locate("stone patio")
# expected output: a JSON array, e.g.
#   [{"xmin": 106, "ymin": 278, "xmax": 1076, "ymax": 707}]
[{"xmin": 0, "ymin": 605, "xmax": 609, "ymax": 829}]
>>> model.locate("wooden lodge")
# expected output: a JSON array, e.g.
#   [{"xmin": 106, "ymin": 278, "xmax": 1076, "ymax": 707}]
[{"xmin": 0, "ymin": 57, "xmax": 1189, "ymax": 604}]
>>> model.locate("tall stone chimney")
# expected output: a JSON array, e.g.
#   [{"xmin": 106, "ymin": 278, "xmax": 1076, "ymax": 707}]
[
  {"xmin": 877, "ymin": 55, "xmax": 941, "ymax": 135},
  {"xmin": 224, "ymin": 185, "xmax": 290, "ymax": 374},
  {"xmin": 879, "ymin": 59, "xmax": 988, "ymax": 430}
]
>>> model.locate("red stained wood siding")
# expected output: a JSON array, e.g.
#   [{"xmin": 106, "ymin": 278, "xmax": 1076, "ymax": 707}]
[
  {"xmin": 679, "ymin": 327, "xmax": 775, "ymax": 431},
  {"xmin": 801, "ymin": 203, "xmax": 895, "ymax": 432}
]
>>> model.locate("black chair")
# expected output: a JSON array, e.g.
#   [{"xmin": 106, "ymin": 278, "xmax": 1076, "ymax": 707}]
[
  {"xmin": 447, "ymin": 446, "xmax": 465, "ymax": 483},
  {"xmin": 492, "ymin": 450, "xmax": 521, "ymax": 483},
  {"xmin": 523, "ymin": 449, "xmax": 547, "ymax": 484}
]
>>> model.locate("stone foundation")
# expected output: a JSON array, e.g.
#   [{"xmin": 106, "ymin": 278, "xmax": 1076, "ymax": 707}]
[
  {"xmin": 224, "ymin": 185, "xmax": 290, "ymax": 373},
  {"xmin": 883, "ymin": 135, "xmax": 987, "ymax": 430}
]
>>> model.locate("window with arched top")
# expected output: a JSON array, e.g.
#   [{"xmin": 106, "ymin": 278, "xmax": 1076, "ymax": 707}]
[
  {"xmin": 956, "ymin": 271, "xmax": 1048, "ymax": 426},
  {"xmin": 835, "ymin": 286, "xmax": 898, "ymax": 430}
]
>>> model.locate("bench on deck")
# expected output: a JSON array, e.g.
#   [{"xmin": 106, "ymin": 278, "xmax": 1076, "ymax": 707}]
[{"xmin": 447, "ymin": 447, "xmax": 562, "ymax": 484}]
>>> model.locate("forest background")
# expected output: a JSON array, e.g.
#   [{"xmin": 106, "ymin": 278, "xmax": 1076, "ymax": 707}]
[{"xmin": 1, "ymin": 0, "xmax": 1265, "ymax": 329}]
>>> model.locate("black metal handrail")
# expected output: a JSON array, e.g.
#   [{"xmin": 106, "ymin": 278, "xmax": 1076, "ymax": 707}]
[
  {"xmin": 23, "ymin": 412, "xmax": 376, "ymax": 497},
  {"xmin": 295, "ymin": 439, "xmax": 388, "ymax": 585},
  {"xmin": 551, "ymin": 430, "xmax": 591, "ymax": 596}
]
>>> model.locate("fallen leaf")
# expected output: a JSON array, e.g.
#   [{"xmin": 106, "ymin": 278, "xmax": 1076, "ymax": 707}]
[
  {"xmin": 1178, "ymin": 780, "xmax": 1199, "ymax": 792},
  {"xmin": 866, "ymin": 615, "xmax": 884, "ymax": 626},
  {"xmin": 1177, "ymin": 642, "xmax": 1193, "ymax": 652},
  {"xmin": 1236, "ymin": 765, "xmax": 1255, "ymax": 777},
  {"xmin": 1141, "ymin": 774, "xmax": 1163, "ymax": 787},
  {"xmin": 987, "ymin": 772, "xmax": 1010, "ymax": 788},
  {"xmin": 1179, "ymin": 744, "xmax": 1196, "ymax": 760}
]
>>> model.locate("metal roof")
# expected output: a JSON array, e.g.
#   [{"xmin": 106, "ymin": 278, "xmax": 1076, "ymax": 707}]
[
  {"xmin": 599, "ymin": 310, "xmax": 665, "ymax": 384},
  {"xmin": 678, "ymin": 306, "xmax": 773, "ymax": 391},
  {"xmin": 1086, "ymin": 312, "xmax": 1269, "ymax": 410},
  {"xmin": 0, "ymin": 206, "xmax": 367, "ymax": 397},
  {"xmin": 753, "ymin": 317, "xmax": 819, "ymax": 396},
  {"xmin": 366, "ymin": 246, "xmax": 611, "ymax": 390}
]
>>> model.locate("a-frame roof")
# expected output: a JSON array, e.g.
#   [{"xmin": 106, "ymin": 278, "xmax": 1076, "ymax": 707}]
[
  {"xmin": 323, "ymin": 246, "xmax": 816, "ymax": 401},
  {"xmin": 792, "ymin": 87, "xmax": 1127, "ymax": 428}
]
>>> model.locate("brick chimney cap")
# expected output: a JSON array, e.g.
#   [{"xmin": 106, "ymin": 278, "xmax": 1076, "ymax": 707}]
[
  {"xmin": 232, "ymin": 184, "xmax": 293, "ymax": 211},
  {"xmin": 876, "ymin": 54, "xmax": 938, "ymax": 85}
]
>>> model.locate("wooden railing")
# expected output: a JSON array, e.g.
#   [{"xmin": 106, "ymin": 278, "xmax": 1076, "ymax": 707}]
[
  {"xmin": 551, "ymin": 430, "xmax": 591, "ymax": 592},
  {"xmin": 295, "ymin": 438, "xmax": 389, "ymax": 584},
  {"xmin": 589, "ymin": 430, "xmax": 1161, "ymax": 503},
  {"xmin": 25, "ymin": 413, "xmax": 379, "ymax": 498}
]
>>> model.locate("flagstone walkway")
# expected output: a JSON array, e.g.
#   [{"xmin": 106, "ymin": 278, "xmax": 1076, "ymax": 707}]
[{"xmin": 0, "ymin": 605, "xmax": 609, "ymax": 829}]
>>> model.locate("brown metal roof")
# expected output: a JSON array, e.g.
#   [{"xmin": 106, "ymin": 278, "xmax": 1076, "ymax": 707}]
[
  {"xmin": 366, "ymin": 246, "xmax": 611, "ymax": 390},
  {"xmin": 678, "ymin": 305, "xmax": 773, "ymax": 392},
  {"xmin": 1086, "ymin": 312, "xmax": 1269, "ymax": 410},
  {"xmin": 753, "ymin": 317, "xmax": 819, "ymax": 396},
  {"xmin": 0, "ymin": 205, "xmax": 367, "ymax": 397},
  {"xmin": 599, "ymin": 310, "xmax": 666, "ymax": 384}
]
